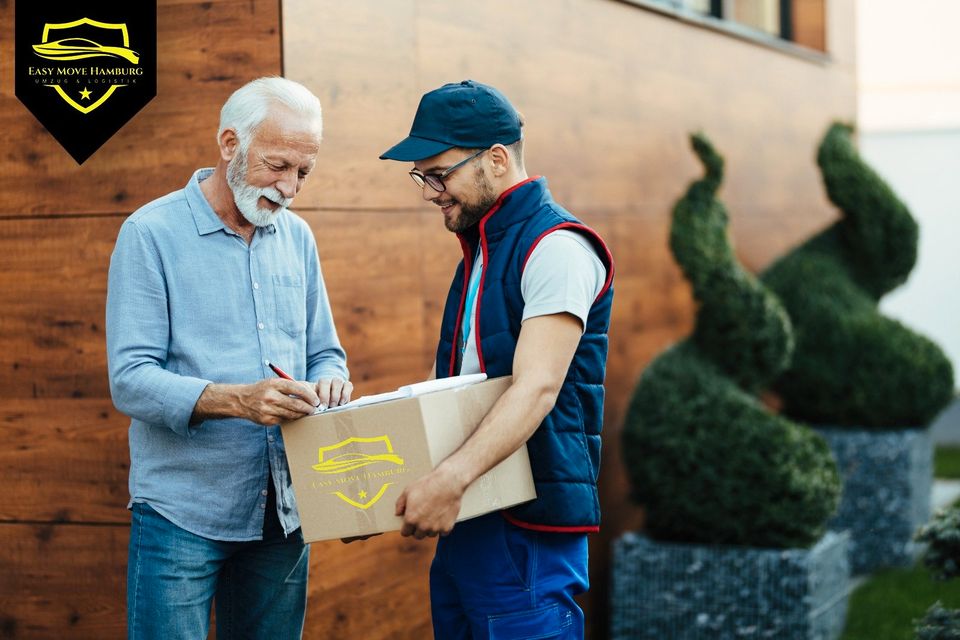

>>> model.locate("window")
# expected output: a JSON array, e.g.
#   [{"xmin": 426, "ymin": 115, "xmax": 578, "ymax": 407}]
[
  {"xmin": 682, "ymin": 0, "xmax": 715, "ymax": 14},
  {"xmin": 649, "ymin": 0, "xmax": 800, "ymax": 43},
  {"xmin": 727, "ymin": 0, "xmax": 790, "ymax": 40}
]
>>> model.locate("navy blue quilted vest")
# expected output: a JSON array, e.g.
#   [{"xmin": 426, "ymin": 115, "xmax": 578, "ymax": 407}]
[{"xmin": 436, "ymin": 177, "xmax": 614, "ymax": 531}]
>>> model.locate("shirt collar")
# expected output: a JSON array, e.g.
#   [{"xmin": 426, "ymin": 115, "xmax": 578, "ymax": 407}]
[{"xmin": 186, "ymin": 168, "xmax": 278, "ymax": 236}]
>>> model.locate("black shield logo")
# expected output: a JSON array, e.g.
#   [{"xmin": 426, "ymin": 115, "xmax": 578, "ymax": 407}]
[{"xmin": 15, "ymin": 0, "xmax": 157, "ymax": 164}]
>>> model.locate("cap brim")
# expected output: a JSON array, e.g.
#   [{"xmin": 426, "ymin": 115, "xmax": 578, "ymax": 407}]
[{"xmin": 379, "ymin": 136, "xmax": 455, "ymax": 161}]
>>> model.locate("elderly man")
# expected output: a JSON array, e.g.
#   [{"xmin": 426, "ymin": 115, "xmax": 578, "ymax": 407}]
[
  {"xmin": 107, "ymin": 77, "xmax": 351, "ymax": 639},
  {"xmin": 381, "ymin": 80, "xmax": 614, "ymax": 639}
]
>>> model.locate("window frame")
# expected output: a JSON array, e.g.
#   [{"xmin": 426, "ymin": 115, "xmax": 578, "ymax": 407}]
[{"xmin": 619, "ymin": 0, "xmax": 828, "ymax": 63}]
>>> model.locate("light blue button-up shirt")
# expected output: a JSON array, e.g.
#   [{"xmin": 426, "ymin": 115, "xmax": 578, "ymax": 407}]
[{"xmin": 106, "ymin": 168, "xmax": 348, "ymax": 541}]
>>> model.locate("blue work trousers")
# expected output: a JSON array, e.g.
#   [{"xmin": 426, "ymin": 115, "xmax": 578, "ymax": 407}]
[{"xmin": 430, "ymin": 512, "xmax": 589, "ymax": 639}]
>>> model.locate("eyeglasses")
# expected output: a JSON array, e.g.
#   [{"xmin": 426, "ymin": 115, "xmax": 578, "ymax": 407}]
[{"xmin": 409, "ymin": 148, "xmax": 488, "ymax": 192}]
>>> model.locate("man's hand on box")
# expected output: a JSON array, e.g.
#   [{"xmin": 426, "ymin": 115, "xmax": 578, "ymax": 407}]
[
  {"xmin": 396, "ymin": 466, "xmax": 465, "ymax": 539},
  {"xmin": 315, "ymin": 377, "xmax": 354, "ymax": 411}
]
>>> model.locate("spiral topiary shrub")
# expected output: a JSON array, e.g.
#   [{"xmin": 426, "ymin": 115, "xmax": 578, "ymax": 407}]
[
  {"xmin": 621, "ymin": 133, "xmax": 841, "ymax": 549},
  {"xmin": 760, "ymin": 123, "xmax": 954, "ymax": 573},
  {"xmin": 761, "ymin": 123, "xmax": 954, "ymax": 428}
]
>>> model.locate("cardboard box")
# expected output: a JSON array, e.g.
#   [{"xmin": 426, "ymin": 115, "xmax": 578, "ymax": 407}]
[{"xmin": 281, "ymin": 376, "xmax": 536, "ymax": 543}]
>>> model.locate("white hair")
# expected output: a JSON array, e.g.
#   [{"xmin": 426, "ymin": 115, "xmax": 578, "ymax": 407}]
[{"xmin": 217, "ymin": 76, "xmax": 322, "ymax": 151}]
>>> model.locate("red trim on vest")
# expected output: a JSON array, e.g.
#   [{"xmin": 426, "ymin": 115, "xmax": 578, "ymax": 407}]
[
  {"xmin": 520, "ymin": 222, "xmax": 616, "ymax": 305},
  {"xmin": 448, "ymin": 237, "xmax": 474, "ymax": 377},
  {"xmin": 486, "ymin": 176, "xmax": 541, "ymax": 214},
  {"xmin": 475, "ymin": 235, "xmax": 489, "ymax": 374},
  {"xmin": 470, "ymin": 176, "xmax": 542, "ymax": 373},
  {"xmin": 502, "ymin": 511, "xmax": 600, "ymax": 534}
]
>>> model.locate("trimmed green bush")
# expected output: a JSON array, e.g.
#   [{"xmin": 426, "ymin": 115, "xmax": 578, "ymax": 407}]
[
  {"xmin": 915, "ymin": 603, "xmax": 960, "ymax": 640},
  {"xmin": 762, "ymin": 123, "xmax": 954, "ymax": 428},
  {"xmin": 918, "ymin": 507, "xmax": 960, "ymax": 581},
  {"xmin": 915, "ymin": 508, "xmax": 960, "ymax": 638},
  {"xmin": 622, "ymin": 134, "xmax": 840, "ymax": 548},
  {"xmin": 671, "ymin": 135, "xmax": 795, "ymax": 394}
]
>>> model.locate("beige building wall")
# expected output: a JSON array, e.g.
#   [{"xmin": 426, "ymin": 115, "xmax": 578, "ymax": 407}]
[
  {"xmin": 857, "ymin": 0, "xmax": 960, "ymax": 381},
  {"xmin": 858, "ymin": 0, "xmax": 960, "ymax": 132}
]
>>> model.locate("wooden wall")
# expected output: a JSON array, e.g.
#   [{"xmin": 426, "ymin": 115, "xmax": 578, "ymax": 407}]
[
  {"xmin": 0, "ymin": 0, "xmax": 284, "ymax": 637},
  {"xmin": 0, "ymin": 0, "xmax": 855, "ymax": 638}
]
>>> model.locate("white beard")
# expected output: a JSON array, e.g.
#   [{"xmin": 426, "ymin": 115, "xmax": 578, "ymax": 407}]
[{"xmin": 227, "ymin": 149, "xmax": 293, "ymax": 227}]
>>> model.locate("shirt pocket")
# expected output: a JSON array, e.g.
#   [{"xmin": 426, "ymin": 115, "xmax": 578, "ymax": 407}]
[{"xmin": 273, "ymin": 274, "xmax": 306, "ymax": 338}]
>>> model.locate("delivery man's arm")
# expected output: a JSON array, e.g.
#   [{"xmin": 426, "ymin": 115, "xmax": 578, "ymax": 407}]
[{"xmin": 395, "ymin": 311, "xmax": 583, "ymax": 539}]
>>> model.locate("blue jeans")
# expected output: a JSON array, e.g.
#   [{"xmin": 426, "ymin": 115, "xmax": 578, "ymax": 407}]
[
  {"xmin": 127, "ymin": 495, "xmax": 309, "ymax": 640},
  {"xmin": 430, "ymin": 513, "xmax": 589, "ymax": 639}
]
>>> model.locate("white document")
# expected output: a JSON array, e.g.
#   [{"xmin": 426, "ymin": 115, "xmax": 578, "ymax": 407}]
[
  {"xmin": 399, "ymin": 373, "xmax": 488, "ymax": 397},
  {"xmin": 319, "ymin": 373, "xmax": 488, "ymax": 414}
]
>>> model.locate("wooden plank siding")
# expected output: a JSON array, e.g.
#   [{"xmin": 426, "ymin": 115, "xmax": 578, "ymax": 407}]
[
  {"xmin": 0, "ymin": 0, "xmax": 283, "ymax": 217},
  {"xmin": 0, "ymin": 0, "xmax": 854, "ymax": 638},
  {"xmin": 0, "ymin": 524, "xmax": 128, "ymax": 639},
  {"xmin": 0, "ymin": 0, "xmax": 284, "ymax": 637}
]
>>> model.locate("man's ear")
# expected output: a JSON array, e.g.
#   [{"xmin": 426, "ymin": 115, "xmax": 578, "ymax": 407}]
[
  {"xmin": 488, "ymin": 144, "xmax": 510, "ymax": 177},
  {"xmin": 219, "ymin": 128, "xmax": 240, "ymax": 163}
]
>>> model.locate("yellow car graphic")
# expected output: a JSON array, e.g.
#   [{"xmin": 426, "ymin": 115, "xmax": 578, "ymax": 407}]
[
  {"xmin": 33, "ymin": 38, "xmax": 139, "ymax": 64},
  {"xmin": 312, "ymin": 452, "xmax": 405, "ymax": 475}
]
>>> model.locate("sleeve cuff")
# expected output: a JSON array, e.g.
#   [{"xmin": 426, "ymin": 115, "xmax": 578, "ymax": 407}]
[{"xmin": 161, "ymin": 376, "xmax": 212, "ymax": 437}]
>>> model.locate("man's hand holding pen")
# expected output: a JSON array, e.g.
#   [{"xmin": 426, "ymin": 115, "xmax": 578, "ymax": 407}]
[
  {"xmin": 191, "ymin": 363, "xmax": 353, "ymax": 427},
  {"xmin": 236, "ymin": 378, "xmax": 322, "ymax": 425},
  {"xmin": 267, "ymin": 361, "xmax": 353, "ymax": 414}
]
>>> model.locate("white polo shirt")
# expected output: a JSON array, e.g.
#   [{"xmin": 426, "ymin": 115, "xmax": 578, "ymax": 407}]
[{"xmin": 458, "ymin": 230, "xmax": 607, "ymax": 375}]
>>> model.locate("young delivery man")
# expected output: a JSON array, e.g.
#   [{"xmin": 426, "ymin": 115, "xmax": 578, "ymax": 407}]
[{"xmin": 380, "ymin": 80, "xmax": 614, "ymax": 639}]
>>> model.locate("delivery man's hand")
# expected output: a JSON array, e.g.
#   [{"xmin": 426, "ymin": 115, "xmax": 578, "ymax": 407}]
[
  {"xmin": 396, "ymin": 465, "xmax": 465, "ymax": 539},
  {"xmin": 315, "ymin": 377, "xmax": 354, "ymax": 410}
]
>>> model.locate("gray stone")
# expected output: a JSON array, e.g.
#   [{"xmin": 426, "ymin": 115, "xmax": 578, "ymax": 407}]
[
  {"xmin": 816, "ymin": 426, "xmax": 932, "ymax": 574},
  {"xmin": 610, "ymin": 532, "xmax": 850, "ymax": 640}
]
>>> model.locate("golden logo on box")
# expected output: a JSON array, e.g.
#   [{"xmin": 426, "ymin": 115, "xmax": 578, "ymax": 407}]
[{"xmin": 310, "ymin": 436, "xmax": 409, "ymax": 510}]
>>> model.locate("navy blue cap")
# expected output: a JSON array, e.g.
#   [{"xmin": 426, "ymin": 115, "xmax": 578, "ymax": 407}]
[{"xmin": 380, "ymin": 80, "xmax": 522, "ymax": 161}]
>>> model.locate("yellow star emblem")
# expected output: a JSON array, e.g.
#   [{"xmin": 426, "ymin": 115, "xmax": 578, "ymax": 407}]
[
  {"xmin": 358, "ymin": 490, "xmax": 368, "ymax": 500},
  {"xmin": 79, "ymin": 87, "xmax": 93, "ymax": 101}
]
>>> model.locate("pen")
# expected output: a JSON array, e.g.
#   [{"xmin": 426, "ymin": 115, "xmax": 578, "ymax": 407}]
[
  {"xmin": 267, "ymin": 361, "xmax": 294, "ymax": 380},
  {"xmin": 268, "ymin": 361, "xmax": 324, "ymax": 410}
]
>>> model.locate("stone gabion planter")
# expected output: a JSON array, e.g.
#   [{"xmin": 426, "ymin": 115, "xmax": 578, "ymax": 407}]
[
  {"xmin": 816, "ymin": 426, "xmax": 933, "ymax": 574},
  {"xmin": 611, "ymin": 531, "xmax": 850, "ymax": 640}
]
